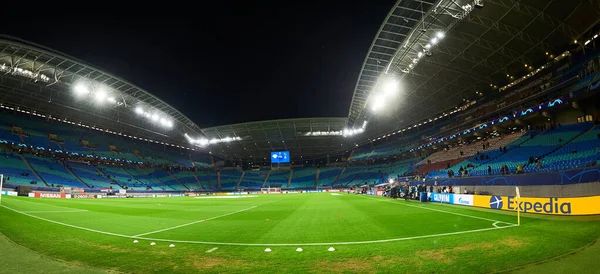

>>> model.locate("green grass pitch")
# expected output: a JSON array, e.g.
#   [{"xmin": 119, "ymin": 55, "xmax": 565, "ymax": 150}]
[{"xmin": 1, "ymin": 193, "xmax": 599, "ymax": 273}]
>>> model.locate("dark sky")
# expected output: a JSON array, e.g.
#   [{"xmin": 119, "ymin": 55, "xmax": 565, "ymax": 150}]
[{"xmin": 1, "ymin": 2, "xmax": 394, "ymax": 127}]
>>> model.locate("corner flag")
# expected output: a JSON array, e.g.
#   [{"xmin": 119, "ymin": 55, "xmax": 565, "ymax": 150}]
[{"xmin": 515, "ymin": 186, "xmax": 521, "ymax": 226}]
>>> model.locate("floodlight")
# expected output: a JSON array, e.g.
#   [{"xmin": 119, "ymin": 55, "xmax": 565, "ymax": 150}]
[
  {"xmin": 135, "ymin": 107, "xmax": 144, "ymax": 115},
  {"xmin": 431, "ymin": 37, "xmax": 438, "ymax": 45},
  {"xmin": 107, "ymin": 97, "xmax": 116, "ymax": 103},
  {"xmin": 94, "ymin": 90, "xmax": 107, "ymax": 103},
  {"xmin": 371, "ymin": 95, "xmax": 385, "ymax": 112},
  {"xmin": 436, "ymin": 31, "xmax": 445, "ymax": 39},
  {"xmin": 424, "ymin": 43, "xmax": 431, "ymax": 49},
  {"xmin": 151, "ymin": 113, "xmax": 159, "ymax": 122},
  {"xmin": 417, "ymin": 52, "xmax": 423, "ymax": 58},
  {"xmin": 382, "ymin": 79, "xmax": 399, "ymax": 95},
  {"xmin": 74, "ymin": 84, "xmax": 89, "ymax": 96}
]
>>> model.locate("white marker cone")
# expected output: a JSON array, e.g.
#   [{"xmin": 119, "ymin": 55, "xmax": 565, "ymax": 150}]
[
  {"xmin": 150, "ymin": 242, "xmax": 156, "ymax": 246},
  {"xmin": 264, "ymin": 248, "xmax": 272, "ymax": 253},
  {"xmin": 328, "ymin": 247, "xmax": 335, "ymax": 252},
  {"xmin": 296, "ymin": 247, "xmax": 303, "ymax": 252},
  {"xmin": 133, "ymin": 240, "xmax": 139, "ymax": 243},
  {"xmin": 169, "ymin": 244, "xmax": 175, "ymax": 248}
]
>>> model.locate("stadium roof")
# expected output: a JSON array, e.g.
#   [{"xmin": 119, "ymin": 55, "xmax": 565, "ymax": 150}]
[
  {"xmin": 348, "ymin": 0, "xmax": 600, "ymax": 136},
  {"xmin": 0, "ymin": 35, "xmax": 204, "ymax": 147},
  {"xmin": 200, "ymin": 117, "xmax": 354, "ymax": 160},
  {"xmin": 1, "ymin": 0, "xmax": 599, "ymax": 162}
]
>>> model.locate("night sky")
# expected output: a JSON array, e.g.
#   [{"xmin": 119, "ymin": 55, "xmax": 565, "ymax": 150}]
[{"xmin": 1, "ymin": 2, "xmax": 394, "ymax": 127}]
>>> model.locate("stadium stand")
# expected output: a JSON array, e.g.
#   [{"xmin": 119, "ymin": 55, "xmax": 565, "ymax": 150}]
[{"xmin": 239, "ymin": 169, "xmax": 269, "ymax": 189}]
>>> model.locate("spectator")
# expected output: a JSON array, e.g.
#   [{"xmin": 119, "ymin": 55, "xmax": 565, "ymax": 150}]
[{"xmin": 488, "ymin": 166, "xmax": 492, "ymax": 175}]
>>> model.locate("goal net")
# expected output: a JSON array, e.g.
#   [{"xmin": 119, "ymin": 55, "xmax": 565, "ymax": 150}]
[{"xmin": 261, "ymin": 187, "xmax": 281, "ymax": 193}]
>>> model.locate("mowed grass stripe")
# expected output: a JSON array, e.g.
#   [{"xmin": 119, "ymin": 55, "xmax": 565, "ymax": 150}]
[
  {"xmin": 1, "ymin": 196, "xmax": 272, "ymax": 236},
  {"xmin": 143, "ymin": 193, "xmax": 496, "ymax": 244}
]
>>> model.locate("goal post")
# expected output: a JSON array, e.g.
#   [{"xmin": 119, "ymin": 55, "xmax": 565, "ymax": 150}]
[{"xmin": 261, "ymin": 187, "xmax": 281, "ymax": 193}]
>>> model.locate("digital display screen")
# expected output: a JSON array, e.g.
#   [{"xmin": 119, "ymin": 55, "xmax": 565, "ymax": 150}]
[{"xmin": 270, "ymin": 151, "xmax": 290, "ymax": 163}]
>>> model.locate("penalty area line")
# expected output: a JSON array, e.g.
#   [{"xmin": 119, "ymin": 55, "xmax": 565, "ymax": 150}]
[
  {"xmin": 132, "ymin": 206, "xmax": 258, "ymax": 237},
  {"xmin": 0, "ymin": 204, "xmax": 516, "ymax": 247},
  {"xmin": 21, "ymin": 210, "xmax": 89, "ymax": 213}
]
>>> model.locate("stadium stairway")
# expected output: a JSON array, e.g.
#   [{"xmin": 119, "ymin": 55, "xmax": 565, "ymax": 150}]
[
  {"xmin": 146, "ymin": 169, "xmax": 177, "ymax": 191},
  {"xmin": 287, "ymin": 169, "xmax": 293, "ymax": 189},
  {"xmin": 58, "ymin": 161, "xmax": 91, "ymax": 188},
  {"xmin": 191, "ymin": 171, "xmax": 206, "ymax": 190},
  {"xmin": 235, "ymin": 171, "xmax": 245, "ymax": 191},
  {"xmin": 216, "ymin": 171, "xmax": 221, "ymax": 190},
  {"xmin": 18, "ymin": 154, "xmax": 48, "ymax": 186},
  {"xmin": 331, "ymin": 166, "xmax": 347, "ymax": 187},
  {"xmin": 121, "ymin": 167, "xmax": 153, "ymax": 190},
  {"xmin": 314, "ymin": 168, "xmax": 320, "ymax": 189},
  {"xmin": 95, "ymin": 166, "xmax": 126, "ymax": 189},
  {"xmin": 167, "ymin": 170, "xmax": 190, "ymax": 191}
]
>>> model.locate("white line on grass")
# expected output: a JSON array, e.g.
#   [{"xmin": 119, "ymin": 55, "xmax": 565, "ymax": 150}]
[
  {"xmin": 206, "ymin": 247, "xmax": 218, "ymax": 253},
  {"xmin": 0, "ymin": 205, "xmax": 132, "ymax": 238},
  {"xmin": 0, "ymin": 204, "xmax": 516, "ymax": 246},
  {"xmin": 21, "ymin": 210, "xmax": 89, "ymax": 213},
  {"xmin": 133, "ymin": 225, "xmax": 517, "ymax": 246},
  {"xmin": 132, "ymin": 206, "xmax": 258, "ymax": 237},
  {"xmin": 360, "ymin": 196, "xmax": 515, "ymax": 225}
]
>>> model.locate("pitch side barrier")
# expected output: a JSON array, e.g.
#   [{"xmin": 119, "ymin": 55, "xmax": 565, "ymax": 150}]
[{"xmin": 430, "ymin": 193, "xmax": 600, "ymax": 215}]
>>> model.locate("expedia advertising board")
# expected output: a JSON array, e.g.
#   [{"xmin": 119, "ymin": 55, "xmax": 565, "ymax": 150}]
[{"xmin": 473, "ymin": 195, "xmax": 600, "ymax": 215}]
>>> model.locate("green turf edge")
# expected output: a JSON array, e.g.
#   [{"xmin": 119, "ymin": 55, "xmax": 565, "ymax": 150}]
[
  {"xmin": 504, "ymin": 235, "xmax": 600, "ymax": 274},
  {"xmin": 0, "ymin": 232, "xmax": 115, "ymax": 274}
]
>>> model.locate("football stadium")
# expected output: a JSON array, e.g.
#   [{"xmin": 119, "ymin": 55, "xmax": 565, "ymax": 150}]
[{"xmin": 2, "ymin": 1, "xmax": 600, "ymax": 273}]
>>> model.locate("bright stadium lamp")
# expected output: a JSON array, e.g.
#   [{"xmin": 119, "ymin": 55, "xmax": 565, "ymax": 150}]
[
  {"xmin": 94, "ymin": 90, "xmax": 107, "ymax": 104},
  {"xmin": 135, "ymin": 106, "xmax": 144, "ymax": 115},
  {"xmin": 371, "ymin": 95, "xmax": 385, "ymax": 112},
  {"xmin": 151, "ymin": 113, "xmax": 159, "ymax": 122},
  {"xmin": 74, "ymin": 83, "xmax": 89, "ymax": 97},
  {"xmin": 436, "ymin": 31, "xmax": 445, "ymax": 39},
  {"xmin": 431, "ymin": 37, "xmax": 438, "ymax": 45},
  {"xmin": 382, "ymin": 79, "xmax": 399, "ymax": 96},
  {"xmin": 107, "ymin": 97, "xmax": 116, "ymax": 104}
]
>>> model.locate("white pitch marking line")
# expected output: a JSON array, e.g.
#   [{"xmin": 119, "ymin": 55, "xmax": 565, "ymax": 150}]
[
  {"xmin": 206, "ymin": 247, "xmax": 218, "ymax": 253},
  {"xmin": 21, "ymin": 210, "xmax": 89, "ymax": 213},
  {"xmin": 133, "ymin": 225, "xmax": 517, "ymax": 246},
  {"xmin": 0, "ymin": 205, "xmax": 132, "ymax": 238},
  {"xmin": 0, "ymin": 204, "xmax": 517, "ymax": 247},
  {"xmin": 361, "ymin": 196, "xmax": 515, "ymax": 225},
  {"xmin": 492, "ymin": 221, "xmax": 502, "ymax": 228},
  {"xmin": 132, "ymin": 206, "xmax": 258, "ymax": 237}
]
